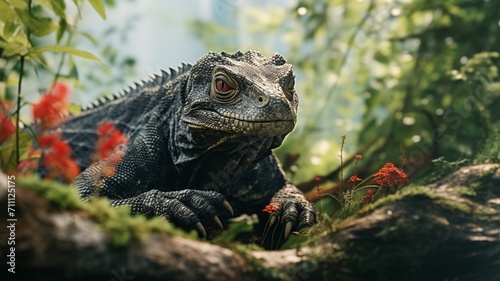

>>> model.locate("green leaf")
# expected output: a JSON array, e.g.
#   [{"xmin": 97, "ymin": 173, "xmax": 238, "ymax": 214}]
[
  {"xmin": 0, "ymin": 1, "xmax": 18, "ymax": 23},
  {"xmin": 3, "ymin": 21, "xmax": 21, "ymax": 40},
  {"xmin": 89, "ymin": 0, "xmax": 106, "ymax": 20},
  {"xmin": 34, "ymin": 18, "xmax": 59, "ymax": 37},
  {"xmin": 80, "ymin": 31, "xmax": 98, "ymax": 45},
  {"xmin": 1, "ymin": 40, "xmax": 30, "ymax": 57},
  {"xmin": 68, "ymin": 103, "xmax": 81, "ymax": 115},
  {"xmin": 32, "ymin": 0, "xmax": 66, "ymax": 19},
  {"xmin": 30, "ymin": 45, "xmax": 106, "ymax": 65},
  {"xmin": 13, "ymin": 8, "xmax": 58, "ymax": 37},
  {"xmin": 213, "ymin": 216, "xmax": 256, "ymax": 244},
  {"xmin": 56, "ymin": 18, "xmax": 67, "ymax": 43},
  {"xmin": 6, "ymin": 0, "xmax": 27, "ymax": 9},
  {"xmin": 0, "ymin": 130, "xmax": 32, "ymax": 173}
]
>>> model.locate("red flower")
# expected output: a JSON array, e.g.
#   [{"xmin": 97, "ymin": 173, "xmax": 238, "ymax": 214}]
[
  {"xmin": 355, "ymin": 154, "xmax": 362, "ymax": 159},
  {"xmin": 39, "ymin": 132, "xmax": 80, "ymax": 182},
  {"xmin": 373, "ymin": 162, "xmax": 409, "ymax": 188},
  {"xmin": 262, "ymin": 201, "xmax": 282, "ymax": 214},
  {"xmin": 17, "ymin": 147, "xmax": 41, "ymax": 175},
  {"xmin": 32, "ymin": 82, "xmax": 71, "ymax": 130},
  {"xmin": 0, "ymin": 112, "xmax": 15, "ymax": 143},
  {"xmin": 341, "ymin": 135, "xmax": 346, "ymax": 139},
  {"xmin": 360, "ymin": 189, "xmax": 374, "ymax": 202},
  {"xmin": 93, "ymin": 121, "xmax": 128, "ymax": 161},
  {"xmin": 314, "ymin": 176, "xmax": 321, "ymax": 182},
  {"xmin": 348, "ymin": 175, "xmax": 363, "ymax": 182}
]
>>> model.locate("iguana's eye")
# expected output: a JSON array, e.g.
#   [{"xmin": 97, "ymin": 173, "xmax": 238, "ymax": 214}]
[
  {"xmin": 216, "ymin": 79, "xmax": 230, "ymax": 92},
  {"xmin": 212, "ymin": 73, "xmax": 238, "ymax": 103}
]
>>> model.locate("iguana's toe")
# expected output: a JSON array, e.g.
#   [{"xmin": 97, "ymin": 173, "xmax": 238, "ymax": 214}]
[
  {"xmin": 195, "ymin": 222, "xmax": 207, "ymax": 238},
  {"xmin": 263, "ymin": 185, "xmax": 317, "ymax": 243},
  {"xmin": 222, "ymin": 200, "xmax": 234, "ymax": 216},
  {"xmin": 162, "ymin": 189, "xmax": 233, "ymax": 237},
  {"xmin": 284, "ymin": 221, "xmax": 293, "ymax": 240},
  {"xmin": 213, "ymin": 215, "xmax": 224, "ymax": 230}
]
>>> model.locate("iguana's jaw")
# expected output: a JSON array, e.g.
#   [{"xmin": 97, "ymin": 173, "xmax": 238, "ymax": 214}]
[{"xmin": 180, "ymin": 109, "xmax": 296, "ymax": 136}]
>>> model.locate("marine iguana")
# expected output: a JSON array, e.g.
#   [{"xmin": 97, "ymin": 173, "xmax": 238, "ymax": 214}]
[{"xmin": 62, "ymin": 50, "xmax": 316, "ymax": 242}]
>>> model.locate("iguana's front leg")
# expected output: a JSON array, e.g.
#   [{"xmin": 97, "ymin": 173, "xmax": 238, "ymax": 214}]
[
  {"xmin": 73, "ymin": 144, "xmax": 233, "ymax": 237},
  {"xmin": 232, "ymin": 154, "xmax": 317, "ymax": 242},
  {"xmin": 267, "ymin": 184, "xmax": 317, "ymax": 239}
]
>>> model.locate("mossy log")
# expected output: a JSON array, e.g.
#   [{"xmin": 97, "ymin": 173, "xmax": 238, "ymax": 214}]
[{"xmin": 1, "ymin": 164, "xmax": 499, "ymax": 281}]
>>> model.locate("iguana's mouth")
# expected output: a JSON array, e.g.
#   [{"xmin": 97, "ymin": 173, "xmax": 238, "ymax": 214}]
[
  {"xmin": 181, "ymin": 116, "xmax": 294, "ymax": 128},
  {"xmin": 181, "ymin": 110, "xmax": 295, "ymax": 132},
  {"xmin": 183, "ymin": 108, "xmax": 295, "ymax": 124}
]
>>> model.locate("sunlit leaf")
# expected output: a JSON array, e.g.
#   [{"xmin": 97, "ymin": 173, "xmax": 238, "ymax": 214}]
[
  {"xmin": 33, "ymin": 0, "xmax": 66, "ymax": 19},
  {"xmin": 1, "ymin": 40, "xmax": 30, "ymax": 57},
  {"xmin": 68, "ymin": 103, "xmax": 81, "ymax": 115},
  {"xmin": 89, "ymin": 0, "xmax": 106, "ymax": 20},
  {"xmin": 2, "ymin": 21, "xmax": 21, "ymax": 40},
  {"xmin": 30, "ymin": 46, "xmax": 106, "ymax": 64},
  {"xmin": 6, "ymin": 0, "xmax": 27, "ymax": 9},
  {"xmin": 34, "ymin": 18, "xmax": 59, "ymax": 37},
  {"xmin": 0, "ymin": 1, "xmax": 18, "ymax": 24}
]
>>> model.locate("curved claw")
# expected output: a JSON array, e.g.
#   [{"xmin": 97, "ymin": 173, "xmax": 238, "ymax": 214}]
[
  {"xmin": 223, "ymin": 200, "xmax": 234, "ymax": 216},
  {"xmin": 213, "ymin": 215, "xmax": 223, "ymax": 230},
  {"xmin": 195, "ymin": 222, "xmax": 207, "ymax": 238},
  {"xmin": 284, "ymin": 221, "xmax": 293, "ymax": 240},
  {"xmin": 269, "ymin": 214, "xmax": 278, "ymax": 227}
]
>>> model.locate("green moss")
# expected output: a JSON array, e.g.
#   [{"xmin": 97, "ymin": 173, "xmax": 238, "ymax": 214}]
[
  {"xmin": 356, "ymin": 185, "xmax": 436, "ymax": 216},
  {"xmin": 19, "ymin": 176, "xmax": 195, "ymax": 246},
  {"xmin": 19, "ymin": 176, "xmax": 84, "ymax": 209},
  {"xmin": 359, "ymin": 183, "xmax": 491, "ymax": 218},
  {"xmin": 419, "ymin": 157, "xmax": 469, "ymax": 185},
  {"xmin": 475, "ymin": 121, "xmax": 500, "ymax": 164}
]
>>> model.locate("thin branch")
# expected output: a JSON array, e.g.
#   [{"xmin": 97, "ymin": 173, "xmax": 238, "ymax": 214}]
[{"xmin": 15, "ymin": 56, "xmax": 25, "ymax": 165}]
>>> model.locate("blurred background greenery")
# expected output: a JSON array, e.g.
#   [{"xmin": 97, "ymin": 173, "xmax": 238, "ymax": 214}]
[{"xmin": 1, "ymin": 0, "xmax": 499, "ymax": 209}]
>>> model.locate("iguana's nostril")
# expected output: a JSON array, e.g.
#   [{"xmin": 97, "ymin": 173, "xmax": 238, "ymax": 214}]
[{"xmin": 249, "ymin": 88, "xmax": 270, "ymax": 108}]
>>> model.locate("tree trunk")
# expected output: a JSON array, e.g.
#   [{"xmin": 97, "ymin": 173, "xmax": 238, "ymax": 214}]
[{"xmin": 1, "ymin": 164, "xmax": 499, "ymax": 281}]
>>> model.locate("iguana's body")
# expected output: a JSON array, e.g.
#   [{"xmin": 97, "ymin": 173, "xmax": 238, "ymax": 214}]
[{"xmin": 62, "ymin": 51, "xmax": 316, "ymax": 242}]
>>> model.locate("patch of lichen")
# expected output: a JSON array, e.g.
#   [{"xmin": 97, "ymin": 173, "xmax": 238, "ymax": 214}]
[{"xmin": 19, "ymin": 176, "xmax": 194, "ymax": 246}]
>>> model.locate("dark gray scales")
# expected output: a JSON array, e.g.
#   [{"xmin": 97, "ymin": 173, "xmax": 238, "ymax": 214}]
[{"xmin": 61, "ymin": 50, "xmax": 316, "ymax": 244}]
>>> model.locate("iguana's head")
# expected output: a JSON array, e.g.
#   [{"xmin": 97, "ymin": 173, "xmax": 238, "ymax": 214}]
[{"xmin": 181, "ymin": 51, "xmax": 298, "ymax": 143}]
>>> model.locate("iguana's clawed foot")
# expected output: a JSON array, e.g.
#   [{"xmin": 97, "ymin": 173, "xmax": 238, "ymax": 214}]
[
  {"xmin": 264, "ymin": 184, "xmax": 317, "ymax": 240},
  {"xmin": 163, "ymin": 189, "xmax": 234, "ymax": 237},
  {"xmin": 117, "ymin": 189, "xmax": 233, "ymax": 238}
]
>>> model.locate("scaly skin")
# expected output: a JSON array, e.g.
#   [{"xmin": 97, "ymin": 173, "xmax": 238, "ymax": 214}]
[{"xmin": 61, "ymin": 51, "xmax": 316, "ymax": 245}]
